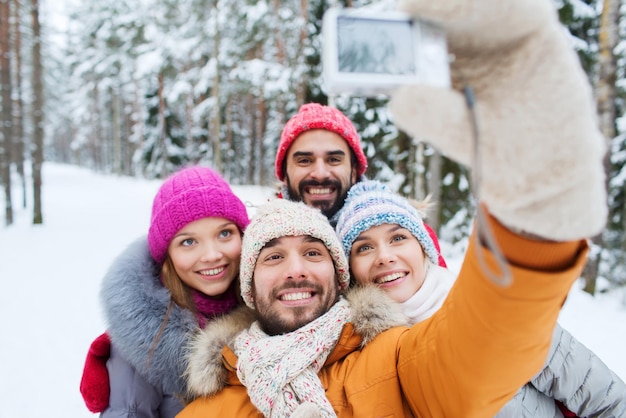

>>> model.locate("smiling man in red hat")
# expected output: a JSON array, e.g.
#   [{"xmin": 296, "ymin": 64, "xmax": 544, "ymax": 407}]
[{"xmin": 275, "ymin": 103, "xmax": 368, "ymax": 219}]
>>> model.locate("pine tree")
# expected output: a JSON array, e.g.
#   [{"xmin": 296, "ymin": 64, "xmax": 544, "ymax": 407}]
[{"xmin": 140, "ymin": 84, "xmax": 187, "ymax": 179}]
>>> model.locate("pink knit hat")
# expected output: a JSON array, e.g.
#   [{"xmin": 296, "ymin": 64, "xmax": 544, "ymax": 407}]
[
  {"xmin": 148, "ymin": 166, "xmax": 250, "ymax": 265},
  {"xmin": 275, "ymin": 103, "xmax": 368, "ymax": 181}
]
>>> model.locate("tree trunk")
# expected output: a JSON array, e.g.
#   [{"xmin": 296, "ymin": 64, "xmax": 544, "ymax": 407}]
[
  {"xmin": 111, "ymin": 86, "xmax": 122, "ymax": 175},
  {"xmin": 295, "ymin": 0, "xmax": 308, "ymax": 105},
  {"xmin": 427, "ymin": 150, "xmax": 443, "ymax": 232},
  {"xmin": 12, "ymin": 0, "xmax": 26, "ymax": 208},
  {"xmin": 583, "ymin": 0, "xmax": 619, "ymax": 294},
  {"xmin": 272, "ymin": 0, "xmax": 287, "ymax": 186},
  {"xmin": 256, "ymin": 97, "xmax": 267, "ymax": 185},
  {"xmin": 90, "ymin": 83, "xmax": 102, "ymax": 170},
  {"xmin": 414, "ymin": 141, "xmax": 425, "ymax": 199},
  {"xmin": 225, "ymin": 96, "xmax": 233, "ymax": 180},
  {"xmin": 1, "ymin": 0, "xmax": 14, "ymax": 225},
  {"xmin": 31, "ymin": 0, "xmax": 43, "ymax": 224},
  {"xmin": 211, "ymin": 2, "xmax": 222, "ymax": 173},
  {"xmin": 273, "ymin": 0, "xmax": 285, "ymax": 63},
  {"xmin": 155, "ymin": 71, "xmax": 167, "ymax": 176},
  {"xmin": 132, "ymin": 75, "xmax": 144, "ymax": 175},
  {"xmin": 394, "ymin": 131, "xmax": 412, "ymax": 194},
  {"xmin": 245, "ymin": 94, "xmax": 255, "ymax": 184}
]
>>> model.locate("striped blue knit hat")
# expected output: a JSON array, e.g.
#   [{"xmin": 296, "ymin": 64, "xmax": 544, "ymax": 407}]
[{"xmin": 334, "ymin": 180, "xmax": 439, "ymax": 264}]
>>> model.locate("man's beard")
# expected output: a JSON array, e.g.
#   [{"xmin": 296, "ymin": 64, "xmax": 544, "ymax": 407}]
[
  {"xmin": 253, "ymin": 281, "xmax": 340, "ymax": 336},
  {"xmin": 286, "ymin": 178, "xmax": 350, "ymax": 219}
]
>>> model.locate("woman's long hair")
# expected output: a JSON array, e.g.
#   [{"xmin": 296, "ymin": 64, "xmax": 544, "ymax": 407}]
[
  {"xmin": 147, "ymin": 237, "xmax": 244, "ymax": 364},
  {"xmin": 146, "ymin": 256, "xmax": 196, "ymax": 365}
]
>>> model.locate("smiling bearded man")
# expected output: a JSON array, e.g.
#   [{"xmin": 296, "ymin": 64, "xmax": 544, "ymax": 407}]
[{"xmin": 275, "ymin": 103, "xmax": 367, "ymax": 219}]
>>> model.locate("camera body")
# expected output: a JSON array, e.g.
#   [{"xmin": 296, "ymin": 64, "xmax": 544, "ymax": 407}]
[{"xmin": 322, "ymin": 7, "xmax": 450, "ymax": 96}]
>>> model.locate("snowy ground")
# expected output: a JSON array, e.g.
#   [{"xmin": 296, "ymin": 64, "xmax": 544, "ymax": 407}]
[{"xmin": 1, "ymin": 162, "xmax": 624, "ymax": 417}]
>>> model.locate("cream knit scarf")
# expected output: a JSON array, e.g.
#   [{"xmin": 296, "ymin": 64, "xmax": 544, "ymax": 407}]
[
  {"xmin": 401, "ymin": 264, "xmax": 456, "ymax": 324},
  {"xmin": 234, "ymin": 298, "xmax": 350, "ymax": 418}
]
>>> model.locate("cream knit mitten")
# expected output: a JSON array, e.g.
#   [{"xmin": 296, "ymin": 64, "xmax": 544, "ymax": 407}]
[{"xmin": 389, "ymin": 0, "xmax": 607, "ymax": 241}]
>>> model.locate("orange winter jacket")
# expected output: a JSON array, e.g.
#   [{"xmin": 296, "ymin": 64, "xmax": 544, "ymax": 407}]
[{"xmin": 178, "ymin": 217, "xmax": 588, "ymax": 418}]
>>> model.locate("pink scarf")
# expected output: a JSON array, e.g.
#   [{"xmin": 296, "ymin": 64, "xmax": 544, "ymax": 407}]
[{"xmin": 192, "ymin": 282, "xmax": 238, "ymax": 327}]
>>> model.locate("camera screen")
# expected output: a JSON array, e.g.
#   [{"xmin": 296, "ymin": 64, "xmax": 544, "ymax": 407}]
[{"xmin": 337, "ymin": 16, "xmax": 416, "ymax": 75}]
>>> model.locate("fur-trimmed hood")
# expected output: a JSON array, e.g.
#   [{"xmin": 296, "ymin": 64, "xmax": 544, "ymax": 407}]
[
  {"xmin": 184, "ymin": 285, "xmax": 409, "ymax": 398},
  {"xmin": 100, "ymin": 236, "xmax": 198, "ymax": 395}
]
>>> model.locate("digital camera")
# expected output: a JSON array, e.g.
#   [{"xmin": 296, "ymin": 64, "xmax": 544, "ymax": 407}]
[{"xmin": 322, "ymin": 7, "xmax": 451, "ymax": 96}]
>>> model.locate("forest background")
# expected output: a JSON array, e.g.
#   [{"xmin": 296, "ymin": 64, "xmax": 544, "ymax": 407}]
[{"xmin": 0, "ymin": 0, "xmax": 625, "ymax": 296}]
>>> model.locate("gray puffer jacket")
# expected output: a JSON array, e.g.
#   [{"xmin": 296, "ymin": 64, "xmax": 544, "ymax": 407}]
[
  {"xmin": 100, "ymin": 236, "xmax": 198, "ymax": 418},
  {"xmin": 495, "ymin": 323, "xmax": 626, "ymax": 417}
]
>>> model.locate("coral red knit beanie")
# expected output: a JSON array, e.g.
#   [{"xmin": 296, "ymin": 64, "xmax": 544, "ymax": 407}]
[
  {"xmin": 275, "ymin": 103, "xmax": 368, "ymax": 181},
  {"xmin": 148, "ymin": 166, "xmax": 250, "ymax": 265}
]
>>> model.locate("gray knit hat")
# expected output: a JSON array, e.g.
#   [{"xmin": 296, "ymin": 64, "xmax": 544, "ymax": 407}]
[{"xmin": 240, "ymin": 199, "xmax": 350, "ymax": 309}]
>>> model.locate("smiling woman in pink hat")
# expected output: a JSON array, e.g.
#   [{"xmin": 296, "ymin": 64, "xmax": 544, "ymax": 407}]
[{"xmin": 80, "ymin": 166, "xmax": 250, "ymax": 417}]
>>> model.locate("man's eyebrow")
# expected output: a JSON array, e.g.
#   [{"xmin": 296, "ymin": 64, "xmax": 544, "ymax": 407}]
[
  {"xmin": 303, "ymin": 236, "xmax": 324, "ymax": 245},
  {"xmin": 261, "ymin": 236, "xmax": 324, "ymax": 249},
  {"xmin": 291, "ymin": 150, "xmax": 314, "ymax": 158},
  {"xmin": 262, "ymin": 238, "xmax": 282, "ymax": 249},
  {"xmin": 326, "ymin": 150, "xmax": 347, "ymax": 157},
  {"xmin": 291, "ymin": 150, "xmax": 347, "ymax": 158}
]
